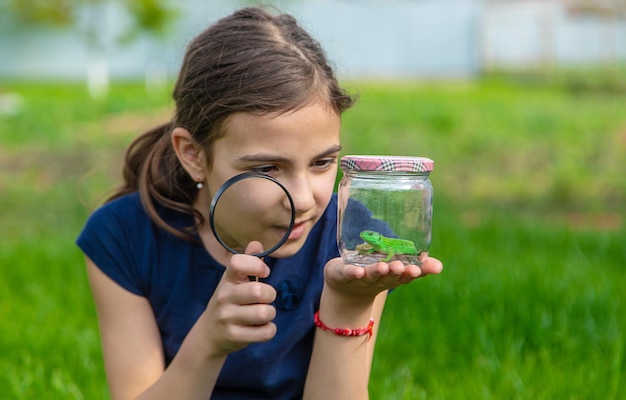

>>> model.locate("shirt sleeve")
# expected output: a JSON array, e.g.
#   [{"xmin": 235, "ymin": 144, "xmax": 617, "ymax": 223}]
[{"xmin": 76, "ymin": 196, "xmax": 145, "ymax": 296}]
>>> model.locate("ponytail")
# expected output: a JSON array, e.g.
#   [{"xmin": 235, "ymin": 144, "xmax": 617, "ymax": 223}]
[{"xmin": 107, "ymin": 122, "xmax": 203, "ymax": 241}]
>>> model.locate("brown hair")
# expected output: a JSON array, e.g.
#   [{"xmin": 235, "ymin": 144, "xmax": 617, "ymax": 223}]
[{"xmin": 108, "ymin": 7, "xmax": 355, "ymax": 240}]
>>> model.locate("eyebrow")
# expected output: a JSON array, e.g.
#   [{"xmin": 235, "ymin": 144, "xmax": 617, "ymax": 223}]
[{"xmin": 238, "ymin": 144, "xmax": 342, "ymax": 163}]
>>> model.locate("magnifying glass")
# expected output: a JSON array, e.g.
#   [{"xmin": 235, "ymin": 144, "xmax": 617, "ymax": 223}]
[{"xmin": 209, "ymin": 172, "xmax": 295, "ymax": 258}]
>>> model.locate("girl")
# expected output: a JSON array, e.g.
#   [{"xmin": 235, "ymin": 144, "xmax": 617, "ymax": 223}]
[{"xmin": 77, "ymin": 7, "xmax": 443, "ymax": 399}]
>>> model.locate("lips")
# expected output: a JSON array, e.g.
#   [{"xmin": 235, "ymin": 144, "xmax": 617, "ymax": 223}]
[{"xmin": 287, "ymin": 222, "xmax": 307, "ymax": 240}]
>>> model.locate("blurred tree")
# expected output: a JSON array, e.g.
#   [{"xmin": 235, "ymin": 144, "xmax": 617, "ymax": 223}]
[
  {"xmin": 2, "ymin": 0, "xmax": 176, "ymax": 39},
  {"xmin": 1, "ymin": 0, "xmax": 178, "ymax": 98}
]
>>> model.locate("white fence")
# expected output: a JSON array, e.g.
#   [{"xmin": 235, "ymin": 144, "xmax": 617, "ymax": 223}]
[{"xmin": 482, "ymin": 0, "xmax": 626, "ymax": 70}]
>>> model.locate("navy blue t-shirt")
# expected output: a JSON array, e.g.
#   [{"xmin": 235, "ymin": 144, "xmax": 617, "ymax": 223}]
[{"xmin": 77, "ymin": 192, "xmax": 390, "ymax": 399}]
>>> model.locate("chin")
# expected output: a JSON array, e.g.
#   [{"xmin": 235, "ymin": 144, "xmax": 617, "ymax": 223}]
[{"xmin": 269, "ymin": 240, "xmax": 306, "ymax": 259}]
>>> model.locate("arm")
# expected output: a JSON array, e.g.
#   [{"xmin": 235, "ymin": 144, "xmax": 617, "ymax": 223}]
[
  {"xmin": 303, "ymin": 287, "xmax": 387, "ymax": 399},
  {"xmin": 85, "ymin": 241, "xmax": 277, "ymax": 400},
  {"xmin": 86, "ymin": 258, "xmax": 227, "ymax": 399},
  {"xmin": 86, "ymin": 258, "xmax": 167, "ymax": 399},
  {"xmin": 303, "ymin": 257, "xmax": 442, "ymax": 399}
]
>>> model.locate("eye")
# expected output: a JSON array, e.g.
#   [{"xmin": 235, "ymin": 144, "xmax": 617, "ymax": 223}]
[
  {"xmin": 312, "ymin": 157, "xmax": 337, "ymax": 170},
  {"xmin": 252, "ymin": 165, "xmax": 278, "ymax": 175}
]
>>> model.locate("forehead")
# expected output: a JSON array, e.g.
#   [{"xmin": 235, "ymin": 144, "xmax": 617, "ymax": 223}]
[{"xmin": 217, "ymin": 103, "xmax": 341, "ymax": 157}]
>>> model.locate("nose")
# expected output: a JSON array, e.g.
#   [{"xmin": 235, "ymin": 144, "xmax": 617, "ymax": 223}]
[{"xmin": 282, "ymin": 175, "xmax": 315, "ymax": 216}]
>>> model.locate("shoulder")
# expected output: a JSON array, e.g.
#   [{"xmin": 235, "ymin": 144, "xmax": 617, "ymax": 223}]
[
  {"xmin": 78, "ymin": 193, "xmax": 156, "ymax": 245},
  {"xmin": 81, "ymin": 192, "xmax": 189, "ymax": 236},
  {"xmin": 89, "ymin": 192, "xmax": 145, "ymax": 224},
  {"xmin": 77, "ymin": 193, "xmax": 145, "ymax": 243},
  {"xmin": 76, "ymin": 193, "xmax": 157, "ymax": 295}
]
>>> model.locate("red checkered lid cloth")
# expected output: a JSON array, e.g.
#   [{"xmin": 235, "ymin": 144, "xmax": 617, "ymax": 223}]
[{"xmin": 340, "ymin": 155, "xmax": 434, "ymax": 173}]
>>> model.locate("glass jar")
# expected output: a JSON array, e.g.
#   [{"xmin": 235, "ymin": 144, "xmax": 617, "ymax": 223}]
[{"xmin": 337, "ymin": 155, "xmax": 434, "ymax": 266}]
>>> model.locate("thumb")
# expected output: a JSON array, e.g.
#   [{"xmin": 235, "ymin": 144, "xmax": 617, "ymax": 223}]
[
  {"xmin": 244, "ymin": 241, "xmax": 264, "ymax": 256},
  {"xmin": 224, "ymin": 241, "xmax": 269, "ymax": 283}
]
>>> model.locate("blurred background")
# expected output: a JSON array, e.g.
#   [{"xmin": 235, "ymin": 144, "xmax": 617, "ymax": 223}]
[
  {"xmin": 1, "ymin": 0, "xmax": 625, "ymax": 90},
  {"xmin": 1, "ymin": 0, "xmax": 625, "ymax": 399}
]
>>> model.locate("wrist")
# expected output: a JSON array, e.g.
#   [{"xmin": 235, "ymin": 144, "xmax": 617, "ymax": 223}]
[
  {"xmin": 318, "ymin": 286, "xmax": 375, "ymax": 328},
  {"xmin": 313, "ymin": 310, "xmax": 374, "ymax": 340}
]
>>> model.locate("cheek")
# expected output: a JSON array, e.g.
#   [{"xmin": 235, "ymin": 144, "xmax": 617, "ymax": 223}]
[{"xmin": 314, "ymin": 174, "xmax": 337, "ymax": 208}]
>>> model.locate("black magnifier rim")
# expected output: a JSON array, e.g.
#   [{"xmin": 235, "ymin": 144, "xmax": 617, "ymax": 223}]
[{"xmin": 209, "ymin": 172, "xmax": 296, "ymax": 257}]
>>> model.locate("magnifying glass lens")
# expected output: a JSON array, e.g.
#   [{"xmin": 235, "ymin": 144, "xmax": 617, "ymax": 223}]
[{"xmin": 210, "ymin": 173, "xmax": 295, "ymax": 257}]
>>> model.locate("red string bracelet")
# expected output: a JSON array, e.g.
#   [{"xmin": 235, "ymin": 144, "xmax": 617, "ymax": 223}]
[{"xmin": 313, "ymin": 311, "xmax": 375, "ymax": 340}]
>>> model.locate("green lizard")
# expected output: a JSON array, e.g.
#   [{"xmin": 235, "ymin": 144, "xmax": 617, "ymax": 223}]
[{"xmin": 357, "ymin": 230, "xmax": 419, "ymax": 262}]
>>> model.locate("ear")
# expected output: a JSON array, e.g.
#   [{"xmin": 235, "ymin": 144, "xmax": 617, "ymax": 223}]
[{"xmin": 171, "ymin": 127, "xmax": 206, "ymax": 182}]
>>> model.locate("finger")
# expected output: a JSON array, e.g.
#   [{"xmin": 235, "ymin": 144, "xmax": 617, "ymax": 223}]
[
  {"xmin": 227, "ymin": 255, "xmax": 269, "ymax": 281},
  {"xmin": 325, "ymin": 258, "xmax": 366, "ymax": 282},
  {"xmin": 229, "ymin": 281, "xmax": 277, "ymax": 305},
  {"xmin": 420, "ymin": 257, "xmax": 443, "ymax": 275},
  {"xmin": 363, "ymin": 261, "xmax": 421, "ymax": 287},
  {"xmin": 404, "ymin": 263, "xmax": 422, "ymax": 278},
  {"xmin": 244, "ymin": 241, "xmax": 268, "ymax": 282},
  {"xmin": 226, "ymin": 321, "xmax": 277, "ymax": 344},
  {"xmin": 244, "ymin": 241, "xmax": 264, "ymax": 256},
  {"xmin": 362, "ymin": 262, "xmax": 390, "ymax": 281},
  {"xmin": 227, "ymin": 255, "xmax": 270, "ymax": 284},
  {"xmin": 228, "ymin": 303, "xmax": 277, "ymax": 326},
  {"xmin": 364, "ymin": 261, "xmax": 413, "ymax": 280},
  {"xmin": 388, "ymin": 260, "xmax": 406, "ymax": 275}
]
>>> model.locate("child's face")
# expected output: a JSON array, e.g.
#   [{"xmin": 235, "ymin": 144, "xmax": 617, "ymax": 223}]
[{"xmin": 206, "ymin": 101, "xmax": 342, "ymax": 257}]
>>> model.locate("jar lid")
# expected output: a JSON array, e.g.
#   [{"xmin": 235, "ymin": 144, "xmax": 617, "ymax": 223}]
[{"xmin": 340, "ymin": 155, "xmax": 434, "ymax": 173}]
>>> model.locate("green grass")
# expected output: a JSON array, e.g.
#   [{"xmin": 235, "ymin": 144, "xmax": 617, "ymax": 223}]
[
  {"xmin": 374, "ymin": 207, "xmax": 624, "ymax": 399},
  {"xmin": 0, "ymin": 76, "xmax": 624, "ymax": 399}
]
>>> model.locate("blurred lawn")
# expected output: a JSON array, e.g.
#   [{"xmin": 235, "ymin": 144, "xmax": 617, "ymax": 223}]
[{"xmin": 0, "ymin": 75, "xmax": 624, "ymax": 399}]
